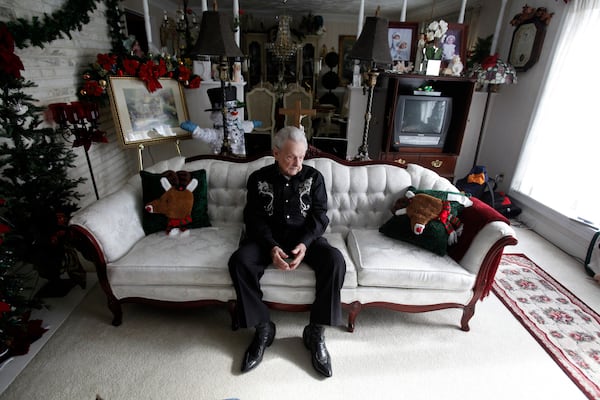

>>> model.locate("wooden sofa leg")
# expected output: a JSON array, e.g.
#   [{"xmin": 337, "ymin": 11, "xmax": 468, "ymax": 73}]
[
  {"xmin": 109, "ymin": 299, "xmax": 123, "ymax": 327},
  {"xmin": 228, "ymin": 300, "xmax": 239, "ymax": 331},
  {"xmin": 460, "ymin": 304, "xmax": 475, "ymax": 332},
  {"xmin": 346, "ymin": 301, "xmax": 362, "ymax": 333}
]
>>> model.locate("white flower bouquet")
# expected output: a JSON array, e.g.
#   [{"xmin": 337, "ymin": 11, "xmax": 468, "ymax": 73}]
[
  {"xmin": 424, "ymin": 20, "xmax": 448, "ymax": 60},
  {"xmin": 425, "ymin": 20, "xmax": 448, "ymax": 42}
]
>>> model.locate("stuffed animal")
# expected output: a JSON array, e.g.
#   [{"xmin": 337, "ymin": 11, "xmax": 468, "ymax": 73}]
[
  {"xmin": 392, "ymin": 190, "xmax": 464, "ymax": 245},
  {"xmin": 145, "ymin": 170, "xmax": 198, "ymax": 237}
]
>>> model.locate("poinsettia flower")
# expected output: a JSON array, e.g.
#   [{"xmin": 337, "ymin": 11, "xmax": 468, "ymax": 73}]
[
  {"xmin": 83, "ymin": 80, "xmax": 104, "ymax": 97},
  {"xmin": 187, "ymin": 76, "xmax": 201, "ymax": 89},
  {"xmin": 139, "ymin": 60, "xmax": 159, "ymax": 79},
  {"xmin": 0, "ymin": 223, "xmax": 10, "ymax": 234},
  {"xmin": 122, "ymin": 58, "xmax": 140, "ymax": 76},
  {"xmin": 0, "ymin": 301, "xmax": 10, "ymax": 313},
  {"xmin": 0, "ymin": 24, "xmax": 24, "ymax": 79},
  {"xmin": 0, "ymin": 23, "xmax": 15, "ymax": 52},
  {"xmin": 482, "ymin": 54, "xmax": 500, "ymax": 70},
  {"xmin": 97, "ymin": 53, "xmax": 117, "ymax": 72},
  {"xmin": 156, "ymin": 59, "xmax": 167, "ymax": 77},
  {"xmin": 178, "ymin": 65, "xmax": 191, "ymax": 82}
]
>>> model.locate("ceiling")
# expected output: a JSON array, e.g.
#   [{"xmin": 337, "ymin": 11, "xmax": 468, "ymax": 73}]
[{"xmin": 179, "ymin": 0, "xmax": 482, "ymax": 20}]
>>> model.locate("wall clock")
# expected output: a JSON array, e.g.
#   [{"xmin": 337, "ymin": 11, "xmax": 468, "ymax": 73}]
[{"xmin": 508, "ymin": 5, "xmax": 554, "ymax": 72}]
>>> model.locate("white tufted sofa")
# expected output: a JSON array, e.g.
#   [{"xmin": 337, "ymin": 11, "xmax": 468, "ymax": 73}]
[{"xmin": 69, "ymin": 153, "xmax": 518, "ymax": 332}]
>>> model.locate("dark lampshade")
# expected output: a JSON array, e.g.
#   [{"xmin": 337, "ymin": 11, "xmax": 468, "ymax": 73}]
[
  {"xmin": 189, "ymin": 11, "xmax": 244, "ymax": 58},
  {"xmin": 350, "ymin": 16, "xmax": 392, "ymax": 65}
]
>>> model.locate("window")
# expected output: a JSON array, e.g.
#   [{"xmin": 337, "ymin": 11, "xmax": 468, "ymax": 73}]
[{"xmin": 512, "ymin": 0, "xmax": 600, "ymax": 229}]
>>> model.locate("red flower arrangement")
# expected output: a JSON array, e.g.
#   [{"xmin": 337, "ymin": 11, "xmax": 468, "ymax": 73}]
[{"xmin": 80, "ymin": 53, "xmax": 201, "ymax": 99}]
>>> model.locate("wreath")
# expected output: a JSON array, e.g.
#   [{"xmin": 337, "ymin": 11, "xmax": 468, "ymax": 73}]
[{"xmin": 6, "ymin": 0, "xmax": 104, "ymax": 49}]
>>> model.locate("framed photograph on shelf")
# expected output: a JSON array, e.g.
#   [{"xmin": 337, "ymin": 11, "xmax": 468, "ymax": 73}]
[
  {"xmin": 441, "ymin": 23, "xmax": 468, "ymax": 67},
  {"xmin": 107, "ymin": 76, "xmax": 191, "ymax": 148},
  {"xmin": 388, "ymin": 21, "xmax": 419, "ymax": 65},
  {"xmin": 338, "ymin": 35, "xmax": 356, "ymax": 85}
]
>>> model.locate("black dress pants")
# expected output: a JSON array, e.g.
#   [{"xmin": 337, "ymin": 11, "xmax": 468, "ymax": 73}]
[{"xmin": 228, "ymin": 236, "xmax": 346, "ymax": 329}]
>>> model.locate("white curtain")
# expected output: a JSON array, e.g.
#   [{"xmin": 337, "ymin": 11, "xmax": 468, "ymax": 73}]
[{"xmin": 511, "ymin": 0, "xmax": 600, "ymax": 227}]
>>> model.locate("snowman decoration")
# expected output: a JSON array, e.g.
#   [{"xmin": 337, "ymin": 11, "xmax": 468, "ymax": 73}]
[{"xmin": 181, "ymin": 86, "xmax": 256, "ymax": 157}]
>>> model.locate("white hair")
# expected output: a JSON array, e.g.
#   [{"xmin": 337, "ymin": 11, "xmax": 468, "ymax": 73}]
[{"xmin": 272, "ymin": 126, "xmax": 307, "ymax": 150}]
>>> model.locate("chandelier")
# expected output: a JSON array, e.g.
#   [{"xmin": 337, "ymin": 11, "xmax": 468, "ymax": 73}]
[
  {"xmin": 266, "ymin": 14, "xmax": 300, "ymax": 60},
  {"xmin": 159, "ymin": 1, "xmax": 201, "ymax": 56}
]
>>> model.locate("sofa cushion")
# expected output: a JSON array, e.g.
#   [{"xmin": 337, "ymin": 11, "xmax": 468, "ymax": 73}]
[
  {"xmin": 347, "ymin": 229, "xmax": 476, "ymax": 291},
  {"xmin": 107, "ymin": 226, "xmax": 242, "ymax": 286},
  {"xmin": 140, "ymin": 169, "xmax": 211, "ymax": 235},
  {"xmin": 259, "ymin": 232, "xmax": 358, "ymax": 289},
  {"xmin": 378, "ymin": 187, "xmax": 473, "ymax": 256}
]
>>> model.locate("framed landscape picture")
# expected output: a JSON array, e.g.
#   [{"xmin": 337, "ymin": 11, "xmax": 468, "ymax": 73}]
[{"xmin": 107, "ymin": 77, "xmax": 191, "ymax": 148}]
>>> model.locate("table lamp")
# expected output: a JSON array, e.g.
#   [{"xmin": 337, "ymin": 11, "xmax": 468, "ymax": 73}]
[
  {"xmin": 350, "ymin": 10, "xmax": 392, "ymax": 161},
  {"xmin": 471, "ymin": 54, "xmax": 517, "ymax": 166},
  {"xmin": 189, "ymin": 6, "xmax": 244, "ymax": 155}
]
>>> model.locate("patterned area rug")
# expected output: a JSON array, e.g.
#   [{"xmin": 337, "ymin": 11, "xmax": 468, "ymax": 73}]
[{"xmin": 493, "ymin": 254, "xmax": 600, "ymax": 400}]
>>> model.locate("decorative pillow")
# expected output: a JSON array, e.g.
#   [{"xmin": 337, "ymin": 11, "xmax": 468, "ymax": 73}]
[
  {"xmin": 379, "ymin": 215, "xmax": 450, "ymax": 256},
  {"xmin": 406, "ymin": 186, "xmax": 473, "ymax": 213},
  {"xmin": 140, "ymin": 169, "xmax": 211, "ymax": 235},
  {"xmin": 379, "ymin": 187, "xmax": 472, "ymax": 256}
]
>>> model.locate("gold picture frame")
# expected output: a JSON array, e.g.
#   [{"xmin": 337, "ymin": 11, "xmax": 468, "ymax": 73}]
[{"xmin": 107, "ymin": 76, "xmax": 191, "ymax": 148}]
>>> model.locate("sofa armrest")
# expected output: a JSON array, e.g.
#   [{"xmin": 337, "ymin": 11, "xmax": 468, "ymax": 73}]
[
  {"xmin": 459, "ymin": 221, "xmax": 517, "ymax": 274},
  {"xmin": 69, "ymin": 180, "xmax": 145, "ymax": 264},
  {"xmin": 457, "ymin": 221, "xmax": 518, "ymax": 301}
]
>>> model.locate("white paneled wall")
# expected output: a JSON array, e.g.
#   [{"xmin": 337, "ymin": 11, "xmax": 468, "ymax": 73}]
[{"xmin": 1, "ymin": 0, "xmax": 138, "ymax": 209}]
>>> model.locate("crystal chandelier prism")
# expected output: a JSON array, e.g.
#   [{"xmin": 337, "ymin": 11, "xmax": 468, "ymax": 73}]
[{"xmin": 266, "ymin": 15, "xmax": 300, "ymax": 60}]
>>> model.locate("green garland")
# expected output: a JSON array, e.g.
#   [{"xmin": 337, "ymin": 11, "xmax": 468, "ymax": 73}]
[
  {"xmin": 7, "ymin": 0, "xmax": 106, "ymax": 49},
  {"xmin": 104, "ymin": 0, "xmax": 128, "ymax": 55}
]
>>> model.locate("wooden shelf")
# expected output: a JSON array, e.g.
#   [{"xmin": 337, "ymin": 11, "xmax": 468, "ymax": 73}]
[{"xmin": 374, "ymin": 73, "xmax": 476, "ymax": 180}]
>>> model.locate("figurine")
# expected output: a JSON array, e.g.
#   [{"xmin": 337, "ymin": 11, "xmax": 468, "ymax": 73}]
[{"xmin": 181, "ymin": 87, "xmax": 256, "ymax": 157}]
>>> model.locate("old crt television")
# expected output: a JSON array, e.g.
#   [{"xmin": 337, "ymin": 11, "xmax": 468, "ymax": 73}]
[{"xmin": 392, "ymin": 95, "xmax": 452, "ymax": 149}]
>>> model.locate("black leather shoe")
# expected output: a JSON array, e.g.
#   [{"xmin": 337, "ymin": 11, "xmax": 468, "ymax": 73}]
[
  {"xmin": 241, "ymin": 321, "xmax": 276, "ymax": 372},
  {"xmin": 303, "ymin": 324, "xmax": 332, "ymax": 377}
]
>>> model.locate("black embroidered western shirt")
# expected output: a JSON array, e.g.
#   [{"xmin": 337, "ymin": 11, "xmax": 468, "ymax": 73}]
[{"xmin": 244, "ymin": 162, "xmax": 329, "ymax": 253}]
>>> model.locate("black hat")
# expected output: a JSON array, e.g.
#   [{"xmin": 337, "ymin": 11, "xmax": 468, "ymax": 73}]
[{"xmin": 205, "ymin": 86, "xmax": 244, "ymax": 111}]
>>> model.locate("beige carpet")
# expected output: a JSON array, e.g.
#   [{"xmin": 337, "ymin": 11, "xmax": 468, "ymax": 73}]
[
  {"xmin": 0, "ymin": 287, "xmax": 588, "ymax": 400},
  {"xmin": 0, "ymin": 226, "xmax": 595, "ymax": 400}
]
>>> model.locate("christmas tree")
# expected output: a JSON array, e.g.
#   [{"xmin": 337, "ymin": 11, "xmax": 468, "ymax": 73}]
[
  {"xmin": 0, "ymin": 207, "xmax": 46, "ymax": 362},
  {"xmin": 1, "ymin": 23, "xmax": 85, "ymax": 298}
]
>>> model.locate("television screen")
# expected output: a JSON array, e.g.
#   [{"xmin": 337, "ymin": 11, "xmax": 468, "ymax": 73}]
[{"xmin": 393, "ymin": 95, "xmax": 452, "ymax": 149}]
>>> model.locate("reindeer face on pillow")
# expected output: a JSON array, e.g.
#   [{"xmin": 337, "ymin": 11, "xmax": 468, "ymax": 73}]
[
  {"xmin": 393, "ymin": 192, "xmax": 443, "ymax": 235},
  {"xmin": 381, "ymin": 188, "xmax": 472, "ymax": 256},
  {"xmin": 391, "ymin": 189, "xmax": 466, "ymax": 246},
  {"xmin": 145, "ymin": 170, "xmax": 199, "ymax": 237}
]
